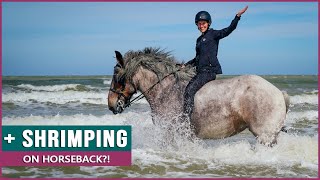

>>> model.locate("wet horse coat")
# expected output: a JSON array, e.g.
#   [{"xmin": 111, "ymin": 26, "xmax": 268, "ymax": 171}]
[{"xmin": 108, "ymin": 47, "xmax": 289, "ymax": 146}]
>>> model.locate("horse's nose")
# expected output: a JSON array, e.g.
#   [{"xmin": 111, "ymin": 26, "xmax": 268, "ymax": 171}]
[
  {"xmin": 115, "ymin": 100, "xmax": 125, "ymax": 114},
  {"xmin": 109, "ymin": 107, "xmax": 118, "ymax": 114},
  {"xmin": 116, "ymin": 105, "xmax": 124, "ymax": 114}
]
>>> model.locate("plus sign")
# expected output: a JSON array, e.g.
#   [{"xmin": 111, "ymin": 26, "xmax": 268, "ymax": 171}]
[{"xmin": 4, "ymin": 134, "xmax": 16, "ymax": 144}]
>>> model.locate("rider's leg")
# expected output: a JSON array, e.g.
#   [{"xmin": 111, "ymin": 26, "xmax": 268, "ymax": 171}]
[{"xmin": 183, "ymin": 71, "xmax": 216, "ymax": 118}]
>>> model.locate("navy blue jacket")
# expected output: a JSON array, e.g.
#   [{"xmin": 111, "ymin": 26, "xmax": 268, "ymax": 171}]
[{"xmin": 186, "ymin": 15, "xmax": 240, "ymax": 74}]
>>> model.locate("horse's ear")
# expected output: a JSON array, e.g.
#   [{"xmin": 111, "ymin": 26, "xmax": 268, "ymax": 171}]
[{"xmin": 115, "ymin": 51, "xmax": 124, "ymax": 67}]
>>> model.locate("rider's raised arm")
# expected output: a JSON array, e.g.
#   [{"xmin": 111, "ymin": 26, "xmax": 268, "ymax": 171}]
[
  {"xmin": 214, "ymin": 5, "xmax": 248, "ymax": 40},
  {"xmin": 214, "ymin": 15, "xmax": 240, "ymax": 40}
]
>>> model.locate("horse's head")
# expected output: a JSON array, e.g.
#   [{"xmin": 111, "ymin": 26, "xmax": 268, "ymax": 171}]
[{"xmin": 108, "ymin": 51, "xmax": 137, "ymax": 114}]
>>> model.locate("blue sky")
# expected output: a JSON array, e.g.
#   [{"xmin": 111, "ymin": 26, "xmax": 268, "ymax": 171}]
[{"xmin": 2, "ymin": 2, "xmax": 318, "ymax": 76}]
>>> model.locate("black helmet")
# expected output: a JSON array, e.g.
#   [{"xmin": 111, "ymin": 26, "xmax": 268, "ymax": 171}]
[{"xmin": 195, "ymin": 11, "xmax": 211, "ymax": 25}]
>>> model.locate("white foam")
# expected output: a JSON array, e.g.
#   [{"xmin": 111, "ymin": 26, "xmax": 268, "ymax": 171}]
[
  {"xmin": 128, "ymin": 116, "xmax": 318, "ymax": 170},
  {"xmin": 103, "ymin": 80, "xmax": 112, "ymax": 85},
  {"xmin": 206, "ymin": 134, "xmax": 317, "ymax": 167},
  {"xmin": 3, "ymin": 90, "xmax": 149, "ymax": 105},
  {"xmin": 3, "ymin": 91, "xmax": 106, "ymax": 105},
  {"xmin": 5, "ymin": 111, "xmax": 317, "ymax": 177},
  {"xmin": 290, "ymin": 94, "xmax": 318, "ymax": 105},
  {"xmin": 17, "ymin": 84, "xmax": 95, "ymax": 92},
  {"xmin": 308, "ymin": 89, "xmax": 318, "ymax": 94},
  {"xmin": 79, "ymin": 133, "xmax": 318, "ymax": 176},
  {"xmin": 135, "ymin": 134, "xmax": 317, "ymax": 172},
  {"xmin": 2, "ymin": 111, "xmax": 152, "ymax": 126},
  {"xmin": 285, "ymin": 110, "xmax": 318, "ymax": 124}
]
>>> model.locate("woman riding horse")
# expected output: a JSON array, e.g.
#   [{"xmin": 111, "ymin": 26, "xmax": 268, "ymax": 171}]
[
  {"xmin": 108, "ymin": 6, "xmax": 289, "ymax": 146},
  {"xmin": 182, "ymin": 6, "xmax": 248, "ymax": 120}
]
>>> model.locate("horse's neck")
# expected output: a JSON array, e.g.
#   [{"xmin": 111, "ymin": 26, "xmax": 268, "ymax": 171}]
[{"xmin": 132, "ymin": 67, "xmax": 185, "ymax": 117}]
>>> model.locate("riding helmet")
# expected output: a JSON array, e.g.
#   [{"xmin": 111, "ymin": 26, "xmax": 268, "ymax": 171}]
[{"xmin": 195, "ymin": 11, "xmax": 212, "ymax": 25}]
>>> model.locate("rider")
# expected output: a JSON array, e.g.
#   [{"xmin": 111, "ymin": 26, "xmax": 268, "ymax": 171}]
[{"xmin": 182, "ymin": 6, "xmax": 248, "ymax": 120}]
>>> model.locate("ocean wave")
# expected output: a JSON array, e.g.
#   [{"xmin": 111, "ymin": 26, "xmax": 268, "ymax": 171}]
[
  {"xmin": 8, "ymin": 83, "xmax": 317, "ymax": 106},
  {"xmin": 2, "ymin": 91, "xmax": 149, "ymax": 105},
  {"xmin": 103, "ymin": 80, "xmax": 112, "ymax": 85},
  {"xmin": 16, "ymin": 84, "xmax": 97, "ymax": 92},
  {"xmin": 290, "ymin": 94, "xmax": 318, "ymax": 105},
  {"xmin": 304, "ymin": 89, "xmax": 318, "ymax": 95},
  {"xmin": 2, "ymin": 91, "xmax": 107, "ymax": 105},
  {"xmin": 285, "ymin": 110, "xmax": 318, "ymax": 124},
  {"xmin": 2, "ymin": 111, "xmax": 153, "ymax": 126}
]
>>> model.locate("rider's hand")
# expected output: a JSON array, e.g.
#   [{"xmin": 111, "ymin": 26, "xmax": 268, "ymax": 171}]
[{"xmin": 237, "ymin": 5, "xmax": 248, "ymax": 17}]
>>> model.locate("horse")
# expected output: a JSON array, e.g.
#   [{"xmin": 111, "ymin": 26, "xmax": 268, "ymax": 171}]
[{"xmin": 107, "ymin": 47, "xmax": 289, "ymax": 146}]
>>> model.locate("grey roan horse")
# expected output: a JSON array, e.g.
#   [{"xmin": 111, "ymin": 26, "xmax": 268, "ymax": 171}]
[{"xmin": 108, "ymin": 47, "xmax": 289, "ymax": 146}]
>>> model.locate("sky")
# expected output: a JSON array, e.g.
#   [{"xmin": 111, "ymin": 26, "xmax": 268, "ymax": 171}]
[{"xmin": 2, "ymin": 2, "xmax": 318, "ymax": 76}]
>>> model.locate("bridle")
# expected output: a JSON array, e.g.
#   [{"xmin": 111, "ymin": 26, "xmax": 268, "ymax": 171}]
[
  {"xmin": 109, "ymin": 74, "xmax": 136, "ymax": 113},
  {"xmin": 110, "ymin": 68, "xmax": 182, "ymax": 112},
  {"xmin": 109, "ymin": 87, "xmax": 129, "ymax": 108}
]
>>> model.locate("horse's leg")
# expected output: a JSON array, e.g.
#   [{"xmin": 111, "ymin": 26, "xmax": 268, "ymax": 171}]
[
  {"xmin": 247, "ymin": 114, "xmax": 283, "ymax": 147},
  {"xmin": 256, "ymin": 131, "xmax": 279, "ymax": 147},
  {"xmin": 244, "ymin": 85, "xmax": 286, "ymax": 147},
  {"xmin": 249, "ymin": 124, "xmax": 281, "ymax": 147},
  {"xmin": 249, "ymin": 108, "xmax": 286, "ymax": 147}
]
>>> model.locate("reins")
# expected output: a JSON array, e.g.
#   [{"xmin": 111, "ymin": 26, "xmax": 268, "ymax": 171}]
[{"xmin": 124, "ymin": 68, "xmax": 182, "ymax": 108}]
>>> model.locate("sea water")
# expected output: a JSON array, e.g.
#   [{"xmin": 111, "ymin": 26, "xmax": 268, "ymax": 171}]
[{"xmin": 2, "ymin": 75, "xmax": 318, "ymax": 178}]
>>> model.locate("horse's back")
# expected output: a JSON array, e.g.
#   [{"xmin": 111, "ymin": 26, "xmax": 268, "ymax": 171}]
[{"xmin": 192, "ymin": 75, "xmax": 287, "ymax": 141}]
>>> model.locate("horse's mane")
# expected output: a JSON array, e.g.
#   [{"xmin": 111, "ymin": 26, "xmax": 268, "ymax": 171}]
[{"xmin": 118, "ymin": 47, "xmax": 195, "ymax": 83}]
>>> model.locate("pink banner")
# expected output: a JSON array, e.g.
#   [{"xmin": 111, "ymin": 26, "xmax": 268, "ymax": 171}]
[{"xmin": 0, "ymin": 151, "xmax": 131, "ymax": 166}]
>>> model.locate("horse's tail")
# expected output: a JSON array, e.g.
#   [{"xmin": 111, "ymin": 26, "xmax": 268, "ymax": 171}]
[
  {"xmin": 281, "ymin": 126, "xmax": 289, "ymax": 133},
  {"xmin": 282, "ymin": 91, "xmax": 290, "ymax": 113},
  {"xmin": 280, "ymin": 91, "xmax": 290, "ymax": 134}
]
